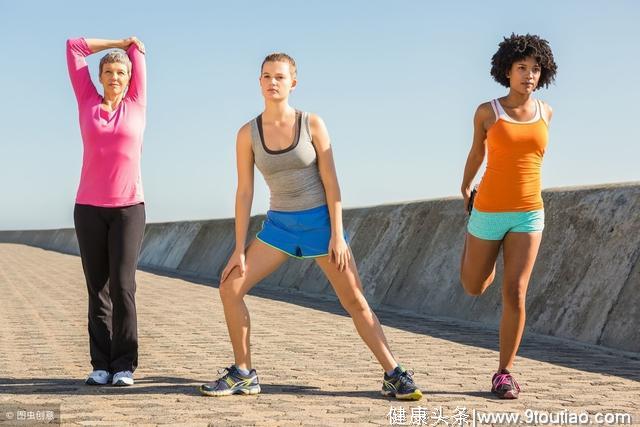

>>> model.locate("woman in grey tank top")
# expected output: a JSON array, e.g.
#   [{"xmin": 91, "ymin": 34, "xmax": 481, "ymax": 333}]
[{"xmin": 199, "ymin": 54, "xmax": 422, "ymax": 400}]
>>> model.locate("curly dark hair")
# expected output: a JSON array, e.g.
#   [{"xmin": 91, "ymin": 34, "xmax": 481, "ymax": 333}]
[{"xmin": 490, "ymin": 33, "xmax": 557, "ymax": 90}]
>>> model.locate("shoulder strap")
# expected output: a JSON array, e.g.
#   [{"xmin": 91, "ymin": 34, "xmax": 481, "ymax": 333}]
[
  {"xmin": 537, "ymin": 100, "xmax": 548, "ymax": 125},
  {"xmin": 250, "ymin": 116, "xmax": 263, "ymax": 154},
  {"xmin": 490, "ymin": 99, "xmax": 500, "ymax": 122}
]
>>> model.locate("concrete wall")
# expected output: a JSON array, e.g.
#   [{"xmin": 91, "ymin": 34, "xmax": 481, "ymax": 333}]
[{"xmin": 2, "ymin": 183, "xmax": 638, "ymax": 353}]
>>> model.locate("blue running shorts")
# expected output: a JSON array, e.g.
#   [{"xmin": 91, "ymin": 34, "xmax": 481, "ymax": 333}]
[{"xmin": 257, "ymin": 204, "xmax": 348, "ymax": 258}]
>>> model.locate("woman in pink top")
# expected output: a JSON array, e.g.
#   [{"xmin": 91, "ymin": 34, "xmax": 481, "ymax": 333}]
[{"xmin": 66, "ymin": 36, "xmax": 147, "ymax": 387}]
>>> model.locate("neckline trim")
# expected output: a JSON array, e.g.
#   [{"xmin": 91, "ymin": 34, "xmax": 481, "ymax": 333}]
[
  {"xmin": 257, "ymin": 110, "xmax": 302, "ymax": 155},
  {"xmin": 494, "ymin": 99, "xmax": 540, "ymax": 124}
]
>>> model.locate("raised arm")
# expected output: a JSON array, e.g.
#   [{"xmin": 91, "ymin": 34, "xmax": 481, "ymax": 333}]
[
  {"xmin": 123, "ymin": 38, "xmax": 146, "ymax": 104},
  {"xmin": 84, "ymin": 37, "xmax": 146, "ymax": 104},
  {"xmin": 66, "ymin": 37, "xmax": 146, "ymax": 104},
  {"xmin": 66, "ymin": 38, "xmax": 98, "ymax": 103}
]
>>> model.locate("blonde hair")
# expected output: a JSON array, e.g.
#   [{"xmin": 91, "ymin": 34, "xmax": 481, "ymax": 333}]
[{"xmin": 261, "ymin": 53, "xmax": 296, "ymax": 78}]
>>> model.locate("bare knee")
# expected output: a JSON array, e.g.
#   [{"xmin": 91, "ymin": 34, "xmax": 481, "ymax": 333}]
[
  {"xmin": 341, "ymin": 294, "xmax": 370, "ymax": 316},
  {"xmin": 461, "ymin": 272, "xmax": 494, "ymax": 296},
  {"xmin": 502, "ymin": 281, "xmax": 528, "ymax": 311},
  {"xmin": 218, "ymin": 276, "xmax": 246, "ymax": 304},
  {"xmin": 462, "ymin": 281, "xmax": 486, "ymax": 297}
]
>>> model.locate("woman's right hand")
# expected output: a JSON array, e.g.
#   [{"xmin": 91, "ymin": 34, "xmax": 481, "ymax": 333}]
[
  {"xmin": 220, "ymin": 250, "xmax": 246, "ymax": 283},
  {"xmin": 461, "ymin": 186, "xmax": 472, "ymax": 213},
  {"xmin": 122, "ymin": 36, "xmax": 145, "ymax": 53}
]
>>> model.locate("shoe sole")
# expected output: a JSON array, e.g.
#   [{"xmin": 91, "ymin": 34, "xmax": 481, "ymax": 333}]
[
  {"xmin": 199, "ymin": 385, "xmax": 261, "ymax": 397},
  {"xmin": 381, "ymin": 389, "xmax": 423, "ymax": 401},
  {"xmin": 492, "ymin": 389, "xmax": 519, "ymax": 399},
  {"xmin": 501, "ymin": 390, "xmax": 519, "ymax": 399},
  {"xmin": 113, "ymin": 379, "xmax": 134, "ymax": 386},
  {"xmin": 85, "ymin": 378, "xmax": 110, "ymax": 386}
]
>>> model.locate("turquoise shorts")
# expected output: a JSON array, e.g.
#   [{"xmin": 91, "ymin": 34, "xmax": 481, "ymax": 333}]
[
  {"xmin": 467, "ymin": 208, "xmax": 545, "ymax": 241},
  {"xmin": 257, "ymin": 204, "xmax": 348, "ymax": 259}
]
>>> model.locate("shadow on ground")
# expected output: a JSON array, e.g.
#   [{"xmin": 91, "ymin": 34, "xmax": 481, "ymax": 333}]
[
  {"xmin": 137, "ymin": 266, "xmax": 640, "ymax": 384},
  {"xmin": 2, "ymin": 378, "xmax": 487, "ymax": 400}
]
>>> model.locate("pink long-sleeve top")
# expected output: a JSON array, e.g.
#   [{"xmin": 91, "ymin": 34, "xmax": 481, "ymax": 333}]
[{"xmin": 66, "ymin": 38, "xmax": 146, "ymax": 207}]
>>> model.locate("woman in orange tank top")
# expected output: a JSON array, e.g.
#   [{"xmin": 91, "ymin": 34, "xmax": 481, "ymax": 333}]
[{"xmin": 460, "ymin": 34, "xmax": 557, "ymax": 399}]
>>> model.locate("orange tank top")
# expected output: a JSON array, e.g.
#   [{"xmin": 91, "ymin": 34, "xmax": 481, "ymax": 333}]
[{"xmin": 474, "ymin": 99, "xmax": 548, "ymax": 212}]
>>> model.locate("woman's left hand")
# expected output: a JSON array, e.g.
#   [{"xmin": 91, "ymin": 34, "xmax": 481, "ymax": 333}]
[{"xmin": 329, "ymin": 235, "xmax": 351, "ymax": 272}]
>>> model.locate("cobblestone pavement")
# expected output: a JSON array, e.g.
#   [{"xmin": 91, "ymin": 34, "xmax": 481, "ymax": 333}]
[{"xmin": 1, "ymin": 243, "xmax": 638, "ymax": 426}]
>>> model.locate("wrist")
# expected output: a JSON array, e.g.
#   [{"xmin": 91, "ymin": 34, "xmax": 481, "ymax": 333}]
[{"xmin": 331, "ymin": 231, "xmax": 344, "ymax": 239}]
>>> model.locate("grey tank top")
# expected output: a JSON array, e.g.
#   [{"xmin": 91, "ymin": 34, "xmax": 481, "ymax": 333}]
[{"xmin": 251, "ymin": 111, "xmax": 327, "ymax": 211}]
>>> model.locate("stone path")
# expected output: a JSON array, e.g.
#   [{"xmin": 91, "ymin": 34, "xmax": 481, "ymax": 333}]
[{"xmin": 1, "ymin": 243, "xmax": 638, "ymax": 426}]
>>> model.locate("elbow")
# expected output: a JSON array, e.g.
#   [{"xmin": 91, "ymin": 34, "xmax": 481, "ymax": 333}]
[
  {"xmin": 236, "ymin": 189, "xmax": 254, "ymax": 202},
  {"xmin": 66, "ymin": 38, "xmax": 89, "ymax": 56},
  {"xmin": 469, "ymin": 149, "xmax": 485, "ymax": 164},
  {"xmin": 66, "ymin": 38, "xmax": 81, "ymax": 49}
]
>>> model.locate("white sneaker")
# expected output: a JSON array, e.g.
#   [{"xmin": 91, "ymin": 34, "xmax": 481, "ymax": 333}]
[
  {"xmin": 112, "ymin": 370, "xmax": 134, "ymax": 386},
  {"xmin": 85, "ymin": 370, "xmax": 112, "ymax": 385}
]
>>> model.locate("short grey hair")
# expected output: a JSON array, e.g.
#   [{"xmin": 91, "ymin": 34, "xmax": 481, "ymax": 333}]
[{"xmin": 99, "ymin": 50, "xmax": 131, "ymax": 75}]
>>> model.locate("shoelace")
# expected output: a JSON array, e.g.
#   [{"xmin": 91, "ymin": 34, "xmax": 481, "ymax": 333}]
[
  {"xmin": 396, "ymin": 369, "xmax": 416, "ymax": 387},
  {"xmin": 216, "ymin": 366, "xmax": 237, "ymax": 379},
  {"xmin": 208, "ymin": 367, "xmax": 236, "ymax": 388},
  {"xmin": 217, "ymin": 367, "xmax": 231, "ymax": 375},
  {"xmin": 493, "ymin": 373, "xmax": 520, "ymax": 391}
]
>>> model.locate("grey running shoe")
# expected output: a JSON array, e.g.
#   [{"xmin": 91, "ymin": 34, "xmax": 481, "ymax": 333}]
[
  {"xmin": 382, "ymin": 366, "xmax": 423, "ymax": 400},
  {"xmin": 199, "ymin": 365, "xmax": 261, "ymax": 397}
]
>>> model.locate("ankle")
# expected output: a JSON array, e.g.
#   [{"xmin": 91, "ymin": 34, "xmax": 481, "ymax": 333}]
[{"xmin": 234, "ymin": 365, "xmax": 251, "ymax": 376}]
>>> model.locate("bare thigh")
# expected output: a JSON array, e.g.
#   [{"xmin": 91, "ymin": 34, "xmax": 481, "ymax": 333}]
[
  {"xmin": 219, "ymin": 239, "xmax": 289, "ymax": 298},
  {"xmin": 460, "ymin": 232, "xmax": 502, "ymax": 295},
  {"xmin": 501, "ymin": 232, "xmax": 543, "ymax": 304},
  {"xmin": 314, "ymin": 249, "xmax": 367, "ymax": 308}
]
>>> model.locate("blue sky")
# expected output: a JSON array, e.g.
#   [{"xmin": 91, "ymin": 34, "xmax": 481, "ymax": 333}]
[{"xmin": 1, "ymin": 0, "xmax": 638, "ymax": 230}]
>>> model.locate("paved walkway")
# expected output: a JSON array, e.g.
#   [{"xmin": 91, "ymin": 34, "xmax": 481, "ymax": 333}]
[{"xmin": 0, "ymin": 243, "xmax": 639, "ymax": 426}]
